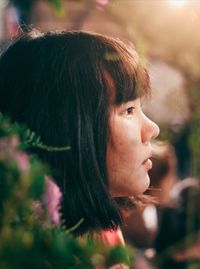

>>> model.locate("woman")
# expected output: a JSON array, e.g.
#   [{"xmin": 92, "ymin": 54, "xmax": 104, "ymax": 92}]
[{"xmin": 0, "ymin": 30, "xmax": 159, "ymax": 238}]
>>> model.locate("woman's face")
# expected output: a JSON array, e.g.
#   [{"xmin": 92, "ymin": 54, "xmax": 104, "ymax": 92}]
[{"xmin": 106, "ymin": 98, "xmax": 160, "ymax": 197}]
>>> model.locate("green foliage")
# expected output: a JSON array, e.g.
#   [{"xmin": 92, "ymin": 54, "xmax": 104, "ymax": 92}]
[
  {"xmin": 0, "ymin": 114, "xmax": 133, "ymax": 269},
  {"xmin": 8, "ymin": 0, "xmax": 65, "ymax": 16},
  {"xmin": 0, "ymin": 113, "xmax": 70, "ymax": 152},
  {"xmin": 105, "ymin": 245, "xmax": 132, "ymax": 268},
  {"xmin": 47, "ymin": 0, "xmax": 64, "ymax": 16}
]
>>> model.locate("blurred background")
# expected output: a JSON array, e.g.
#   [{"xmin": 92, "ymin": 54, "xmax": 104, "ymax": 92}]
[
  {"xmin": 1, "ymin": 0, "xmax": 200, "ymax": 179},
  {"xmin": 1, "ymin": 1, "xmax": 200, "ymax": 268}
]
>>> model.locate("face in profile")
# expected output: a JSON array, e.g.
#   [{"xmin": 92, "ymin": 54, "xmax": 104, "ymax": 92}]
[{"xmin": 106, "ymin": 98, "xmax": 160, "ymax": 197}]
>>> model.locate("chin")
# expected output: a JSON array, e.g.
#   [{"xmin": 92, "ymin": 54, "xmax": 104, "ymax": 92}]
[
  {"xmin": 131, "ymin": 174, "xmax": 150, "ymax": 195},
  {"xmin": 142, "ymin": 174, "xmax": 151, "ymax": 193},
  {"xmin": 110, "ymin": 174, "xmax": 150, "ymax": 197}
]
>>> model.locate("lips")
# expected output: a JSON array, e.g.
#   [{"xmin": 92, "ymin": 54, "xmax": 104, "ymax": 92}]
[{"xmin": 142, "ymin": 159, "xmax": 152, "ymax": 170}]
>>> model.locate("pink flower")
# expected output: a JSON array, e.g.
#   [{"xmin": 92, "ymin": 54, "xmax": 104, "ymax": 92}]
[
  {"xmin": 33, "ymin": 201, "xmax": 44, "ymax": 220},
  {"xmin": 10, "ymin": 136, "xmax": 19, "ymax": 147},
  {"xmin": 99, "ymin": 229, "xmax": 124, "ymax": 246},
  {"xmin": 0, "ymin": 136, "xmax": 19, "ymax": 161},
  {"xmin": 96, "ymin": 0, "xmax": 109, "ymax": 5},
  {"xmin": 96, "ymin": 0, "xmax": 109, "ymax": 10},
  {"xmin": 16, "ymin": 151, "xmax": 29, "ymax": 172},
  {"xmin": 43, "ymin": 177, "xmax": 62, "ymax": 225}
]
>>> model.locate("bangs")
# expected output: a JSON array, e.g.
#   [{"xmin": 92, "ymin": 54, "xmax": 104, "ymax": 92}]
[{"xmin": 102, "ymin": 42, "xmax": 151, "ymax": 105}]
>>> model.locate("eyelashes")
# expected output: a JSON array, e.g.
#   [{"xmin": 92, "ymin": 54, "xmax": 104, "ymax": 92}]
[
  {"xmin": 117, "ymin": 99, "xmax": 141, "ymax": 117},
  {"xmin": 126, "ymin": 106, "xmax": 135, "ymax": 115}
]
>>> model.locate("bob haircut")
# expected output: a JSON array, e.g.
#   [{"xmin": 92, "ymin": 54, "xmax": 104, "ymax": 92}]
[{"xmin": 0, "ymin": 31, "xmax": 151, "ymax": 235}]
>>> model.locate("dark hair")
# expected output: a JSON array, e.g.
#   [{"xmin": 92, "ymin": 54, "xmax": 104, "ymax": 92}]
[{"xmin": 0, "ymin": 30, "xmax": 150, "ymax": 235}]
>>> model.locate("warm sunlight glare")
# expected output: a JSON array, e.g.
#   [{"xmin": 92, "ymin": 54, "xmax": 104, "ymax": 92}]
[{"xmin": 170, "ymin": 0, "xmax": 187, "ymax": 7}]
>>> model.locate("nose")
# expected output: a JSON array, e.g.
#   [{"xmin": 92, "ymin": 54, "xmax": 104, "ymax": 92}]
[{"xmin": 141, "ymin": 114, "xmax": 160, "ymax": 143}]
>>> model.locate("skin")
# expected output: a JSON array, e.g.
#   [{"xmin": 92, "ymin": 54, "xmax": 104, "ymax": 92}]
[{"xmin": 106, "ymin": 98, "xmax": 160, "ymax": 197}]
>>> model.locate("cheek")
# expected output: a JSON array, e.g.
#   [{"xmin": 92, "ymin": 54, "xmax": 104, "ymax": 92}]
[
  {"xmin": 107, "ymin": 124, "xmax": 141, "ymax": 165},
  {"xmin": 106, "ymin": 143, "xmax": 150, "ymax": 196},
  {"xmin": 106, "ymin": 138, "xmax": 139, "ymax": 170},
  {"xmin": 106, "ymin": 129, "xmax": 143, "ymax": 196},
  {"xmin": 106, "ymin": 114, "xmax": 149, "ymax": 196}
]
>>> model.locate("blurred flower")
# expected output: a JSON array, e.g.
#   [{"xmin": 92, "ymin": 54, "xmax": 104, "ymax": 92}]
[
  {"xmin": 100, "ymin": 229, "xmax": 124, "ymax": 246},
  {"xmin": 33, "ymin": 201, "xmax": 44, "ymax": 221},
  {"xmin": 0, "ymin": 136, "xmax": 19, "ymax": 161},
  {"xmin": 96, "ymin": 0, "xmax": 109, "ymax": 10},
  {"xmin": 0, "ymin": 136, "xmax": 29, "ymax": 171},
  {"xmin": 0, "ymin": 116, "xmax": 133, "ymax": 268},
  {"xmin": 43, "ymin": 177, "xmax": 62, "ymax": 225},
  {"xmin": 9, "ymin": 135, "xmax": 19, "ymax": 147},
  {"xmin": 16, "ymin": 151, "xmax": 29, "ymax": 172},
  {"xmin": 33, "ymin": 178, "xmax": 62, "ymax": 225}
]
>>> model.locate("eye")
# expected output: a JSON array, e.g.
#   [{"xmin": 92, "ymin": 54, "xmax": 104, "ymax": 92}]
[{"xmin": 126, "ymin": 106, "xmax": 135, "ymax": 115}]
